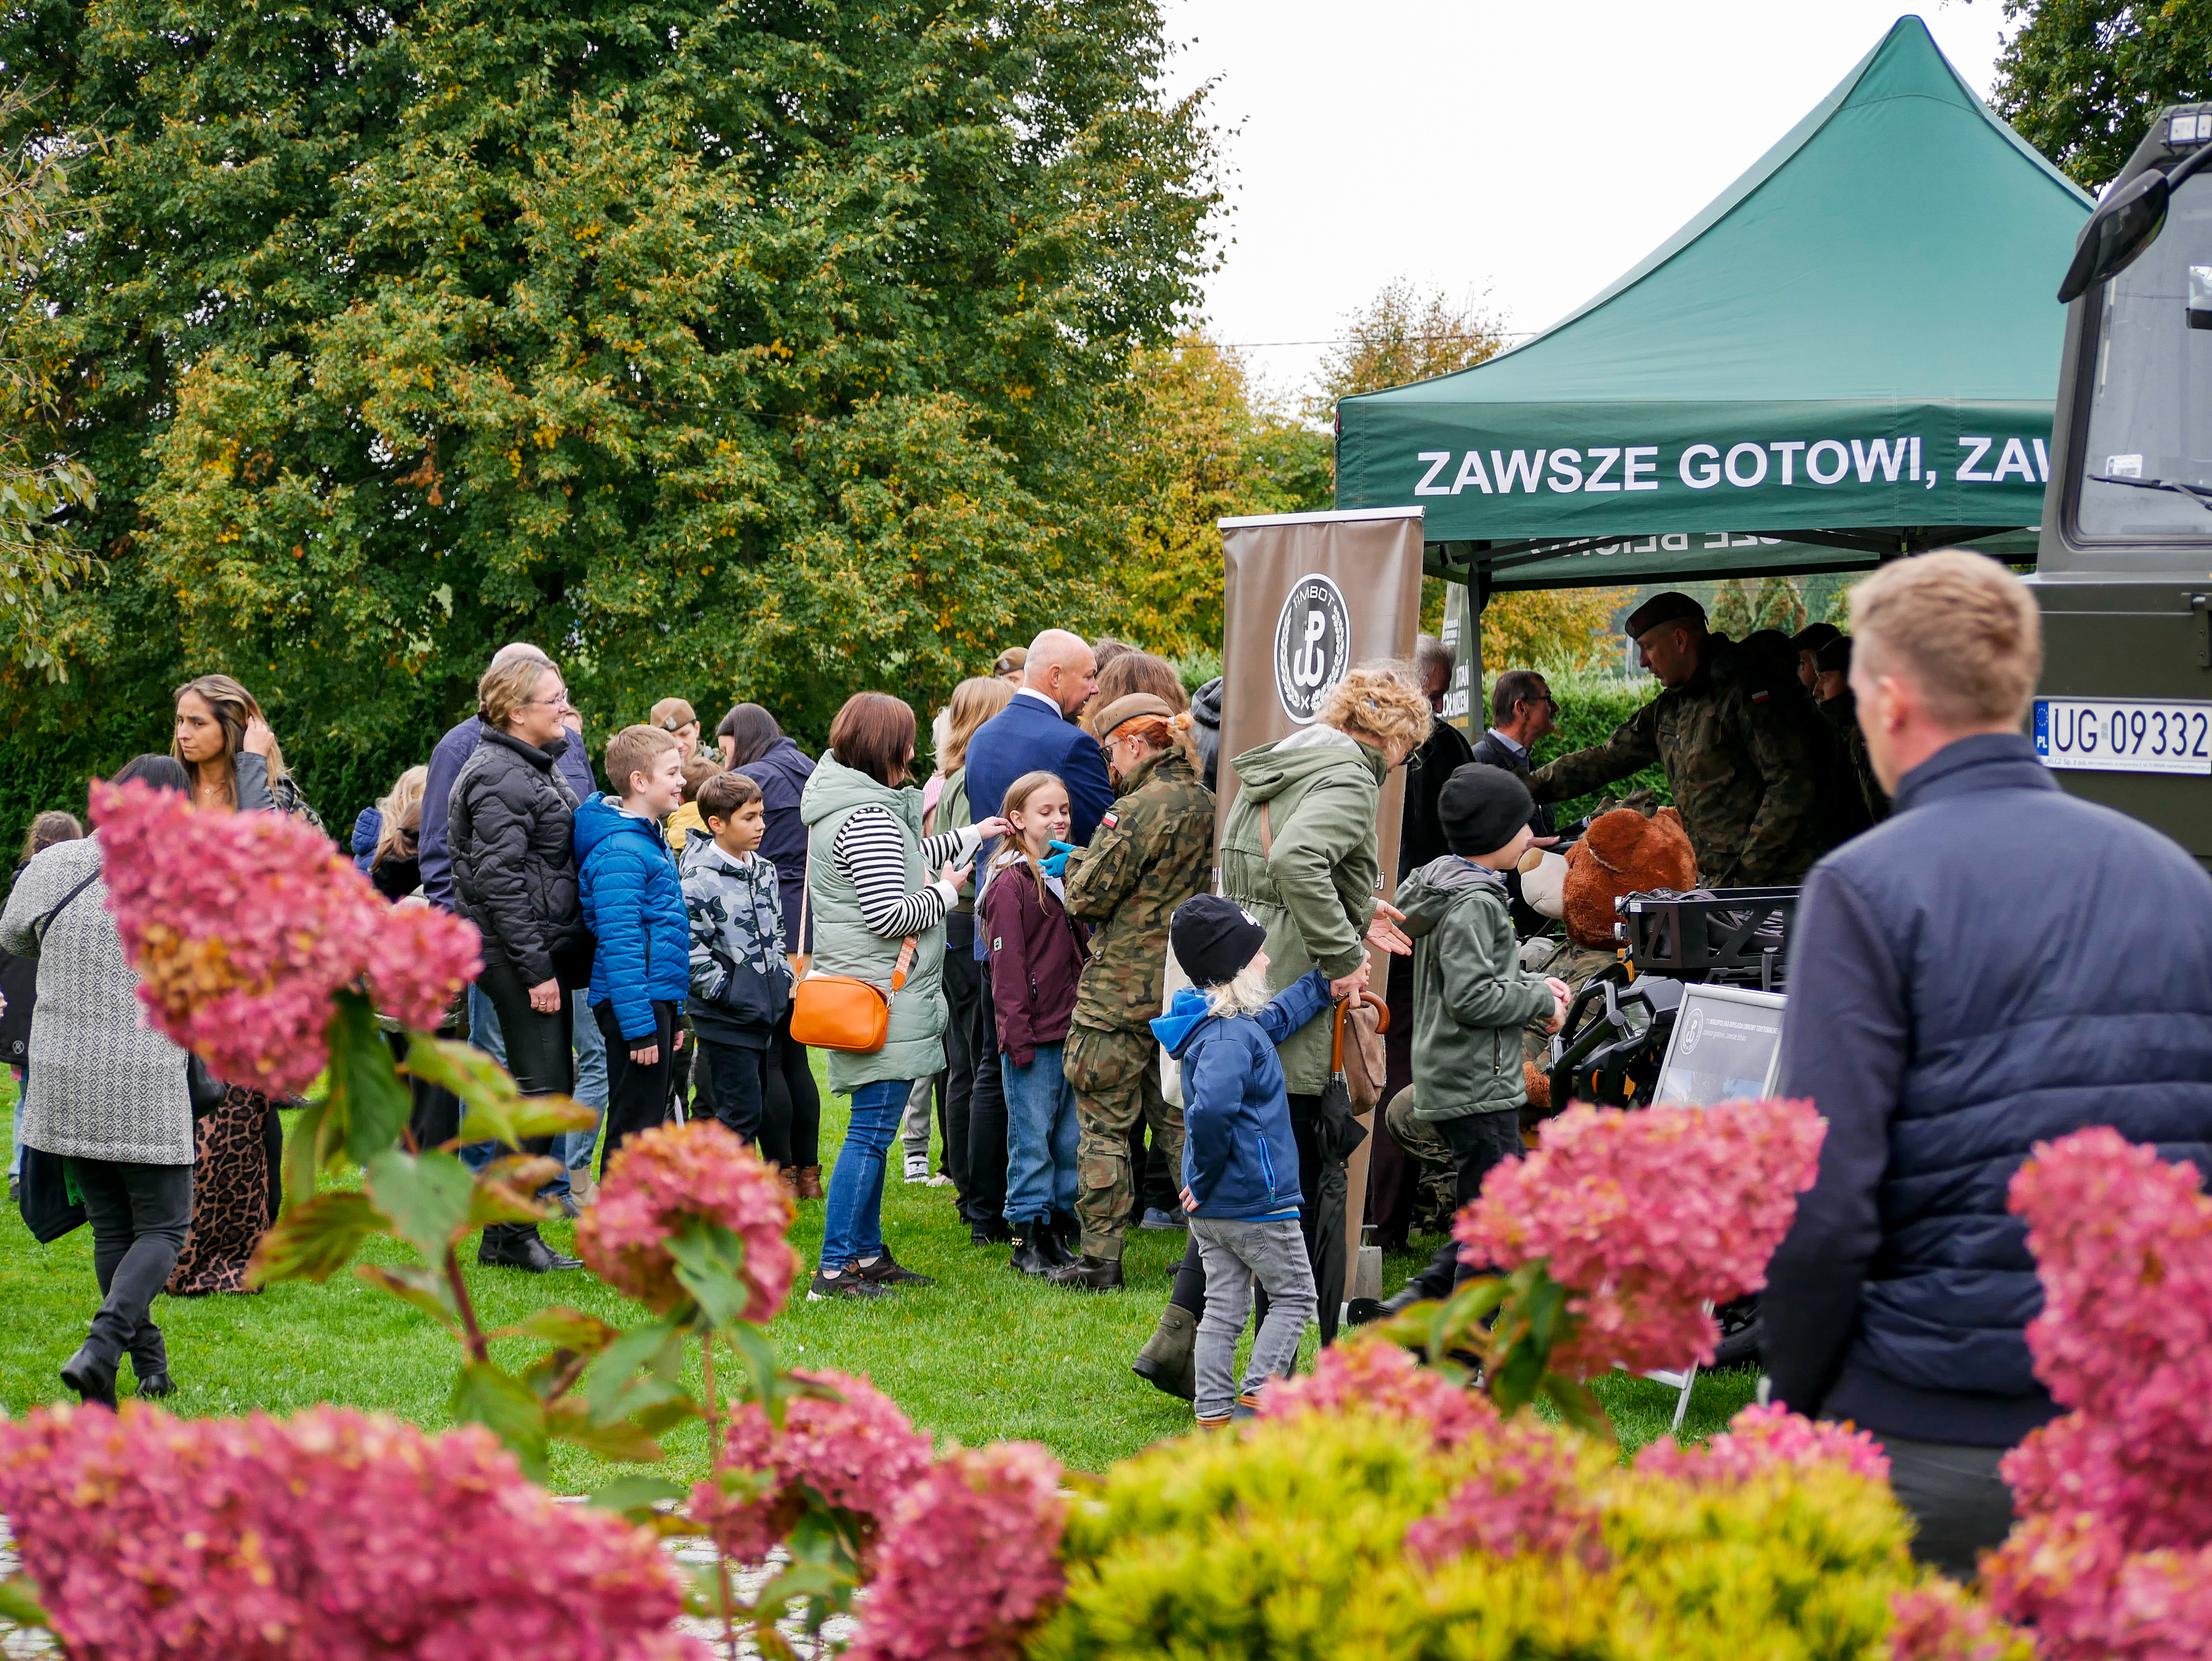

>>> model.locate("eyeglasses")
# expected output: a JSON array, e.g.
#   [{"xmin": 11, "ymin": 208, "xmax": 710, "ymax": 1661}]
[{"xmin": 521, "ymin": 690, "xmax": 573, "ymax": 710}]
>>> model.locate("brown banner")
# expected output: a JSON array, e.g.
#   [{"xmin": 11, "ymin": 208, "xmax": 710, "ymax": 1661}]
[{"xmin": 1215, "ymin": 506, "xmax": 1427, "ymax": 1306}]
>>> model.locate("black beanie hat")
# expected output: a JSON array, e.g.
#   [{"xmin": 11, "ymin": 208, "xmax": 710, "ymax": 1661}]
[
  {"xmin": 1439, "ymin": 763, "xmax": 1535, "ymax": 857},
  {"xmin": 1170, "ymin": 894, "xmax": 1268, "ymax": 989}
]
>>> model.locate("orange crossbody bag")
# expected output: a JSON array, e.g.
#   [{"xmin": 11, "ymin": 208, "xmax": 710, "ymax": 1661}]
[{"xmin": 787, "ymin": 864, "xmax": 917, "ymax": 1053}]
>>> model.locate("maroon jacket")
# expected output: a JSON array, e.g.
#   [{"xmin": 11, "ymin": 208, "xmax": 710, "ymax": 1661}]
[{"xmin": 978, "ymin": 856, "xmax": 1089, "ymax": 1066}]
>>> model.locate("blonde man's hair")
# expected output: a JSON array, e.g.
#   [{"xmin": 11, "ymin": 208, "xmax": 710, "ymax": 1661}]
[
  {"xmin": 478, "ymin": 652, "xmax": 556, "ymax": 729},
  {"xmin": 606, "ymin": 724, "xmax": 681, "ymax": 794},
  {"xmin": 1851, "ymin": 552, "xmax": 2042, "ymax": 727},
  {"xmin": 1316, "ymin": 661, "xmax": 1434, "ymax": 753}
]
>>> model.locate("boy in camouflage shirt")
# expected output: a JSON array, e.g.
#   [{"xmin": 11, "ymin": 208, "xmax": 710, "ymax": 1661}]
[{"xmin": 682, "ymin": 771, "xmax": 791, "ymax": 1152}]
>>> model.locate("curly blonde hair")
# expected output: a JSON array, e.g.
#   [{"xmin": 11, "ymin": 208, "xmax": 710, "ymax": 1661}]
[{"xmin": 1316, "ymin": 661, "xmax": 1433, "ymax": 754}]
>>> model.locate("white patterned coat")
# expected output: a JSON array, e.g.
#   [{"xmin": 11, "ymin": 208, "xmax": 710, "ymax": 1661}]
[{"xmin": 0, "ymin": 834, "xmax": 193, "ymax": 1165}]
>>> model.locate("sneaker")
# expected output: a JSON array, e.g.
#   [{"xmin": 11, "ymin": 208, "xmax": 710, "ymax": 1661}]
[
  {"xmin": 856, "ymin": 1251, "xmax": 936, "ymax": 1289},
  {"xmin": 903, "ymin": 1153, "xmax": 930, "ymax": 1183},
  {"xmin": 1139, "ymin": 1206, "xmax": 1186, "ymax": 1231},
  {"xmin": 807, "ymin": 1265, "xmax": 893, "ymax": 1301},
  {"xmin": 925, "ymin": 1171, "xmax": 955, "ymax": 1188}
]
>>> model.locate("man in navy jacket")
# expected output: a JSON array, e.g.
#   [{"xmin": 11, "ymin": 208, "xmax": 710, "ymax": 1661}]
[
  {"xmin": 1767, "ymin": 553, "xmax": 2212, "ymax": 1579},
  {"xmin": 956, "ymin": 630, "xmax": 1112, "ymax": 1238}
]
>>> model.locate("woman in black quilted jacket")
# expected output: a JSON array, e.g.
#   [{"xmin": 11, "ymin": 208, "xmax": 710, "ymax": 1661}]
[{"xmin": 448, "ymin": 650, "xmax": 588, "ymax": 1272}]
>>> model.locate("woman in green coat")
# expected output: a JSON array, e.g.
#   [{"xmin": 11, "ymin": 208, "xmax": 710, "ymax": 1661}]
[{"xmin": 1133, "ymin": 664, "xmax": 1435, "ymax": 1394}]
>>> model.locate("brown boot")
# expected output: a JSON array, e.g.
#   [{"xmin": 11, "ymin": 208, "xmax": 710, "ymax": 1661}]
[
  {"xmin": 796, "ymin": 1166, "xmax": 824, "ymax": 1201},
  {"xmin": 778, "ymin": 1166, "xmax": 801, "ymax": 1201}
]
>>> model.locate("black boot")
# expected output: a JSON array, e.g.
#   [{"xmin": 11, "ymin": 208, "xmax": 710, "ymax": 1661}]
[
  {"xmin": 1007, "ymin": 1227, "xmax": 1054, "ymax": 1277},
  {"xmin": 479, "ymin": 1223, "xmax": 581, "ymax": 1272},
  {"xmin": 1037, "ymin": 1221, "xmax": 1076, "ymax": 1270},
  {"xmin": 1046, "ymin": 1254, "xmax": 1124, "ymax": 1291},
  {"xmin": 1131, "ymin": 1304, "xmax": 1197, "ymax": 1401},
  {"xmin": 60, "ymin": 1344, "xmax": 118, "ymax": 1410}
]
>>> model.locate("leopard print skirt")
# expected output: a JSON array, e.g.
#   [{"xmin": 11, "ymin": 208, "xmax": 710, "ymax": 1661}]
[{"xmin": 166, "ymin": 1087, "xmax": 273, "ymax": 1296}]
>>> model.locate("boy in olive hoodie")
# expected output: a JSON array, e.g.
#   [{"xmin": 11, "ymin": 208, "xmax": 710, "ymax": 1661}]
[{"xmin": 1379, "ymin": 765, "xmax": 1569, "ymax": 1313}]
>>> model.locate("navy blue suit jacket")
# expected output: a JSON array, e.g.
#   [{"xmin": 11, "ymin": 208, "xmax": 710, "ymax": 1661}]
[{"xmin": 962, "ymin": 691, "xmax": 1115, "ymax": 849}]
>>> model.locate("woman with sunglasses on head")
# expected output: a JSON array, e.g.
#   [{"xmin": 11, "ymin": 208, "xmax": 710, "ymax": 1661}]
[{"xmin": 448, "ymin": 652, "xmax": 590, "ymax": 1272}]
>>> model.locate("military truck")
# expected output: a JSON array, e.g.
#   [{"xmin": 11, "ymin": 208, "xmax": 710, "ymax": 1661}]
[{"xmin": 2030, "ymin": 103, "xmax": 2212, "ymax": 862}]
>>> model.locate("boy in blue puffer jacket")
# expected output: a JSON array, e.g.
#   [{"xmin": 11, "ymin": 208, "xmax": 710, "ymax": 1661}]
[
  {"xmin": 576, "ymin": 724, "xmax": 692, "ymax": 1173},
  {"xmin": 1150, "ymin": 895, "xmax": 1333, "ymax": 1429}
]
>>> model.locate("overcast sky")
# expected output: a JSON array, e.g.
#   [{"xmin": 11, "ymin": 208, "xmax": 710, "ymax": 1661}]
[{"xmin": 1158, "ymin": 1, "xmax": 2013, "ymax": 408}]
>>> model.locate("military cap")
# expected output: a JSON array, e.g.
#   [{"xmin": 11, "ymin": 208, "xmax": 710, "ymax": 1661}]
[
  {"xmin": 1092, "ymin": 693, "xmax": 1176, "ymax": 741},
  {"xmin": 1624, "ymin": 591, "xmax": 1707, "ymax": 638},
  {"xmin": 1815, "ymin": 635, "xmax": 1853, "ymax": 675},
  {"xmin": 1791, "ymin": 621, "xmax": 1842, "ymax": 654}
]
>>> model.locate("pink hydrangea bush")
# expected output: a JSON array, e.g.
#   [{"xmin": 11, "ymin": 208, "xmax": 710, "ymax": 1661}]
[
  {"xmin": 1256, "ymin": 1335, "xmax": 1498, "ymax": 1448},
  {"xmin": 1887, "ymin": 1583, "xmax": 2036, "ymax": 1661},
  {"xmin": 1404, "ymin": 1431, "xmax": 1607, "ymax": 1572},
  {"xmin": 576, "ymin": 1119, "xmax": 798, "ymax": 1320},
  {"xmin": 1637, "ymin": 1402, "xmax": 1890, "ymax": 1486},
  {"xmin": 1456, "ymin": 1098, "xmax": 1825, "ymax": 1375},
  {"xmin": 846, "ymin": 1441, "xmax": 1067, "ymax": 1661},
  {"xmin": 91, "ymin": 778, "xmax": 479, "ymax": 1095},
  {"xmin": 1980, "ymin": 1127, "xmax": 2212, "ymax": 1659},
  {"xmin": 691, "ymin": 1369, "xmax": 933, "ymax": 1566},
  {"xmin": 0, "ymin": 1402, "xmax": 701, "ymax": 1661}
]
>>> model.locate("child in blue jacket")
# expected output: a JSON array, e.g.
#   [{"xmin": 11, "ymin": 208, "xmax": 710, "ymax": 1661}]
[
  {"xmin": 577, "ymin": 724, "xmax": 691, "ymax": 1173},
  {"xmin": 1150, "ymin": 895, "xmax": 1332, "ymax": 1428}
]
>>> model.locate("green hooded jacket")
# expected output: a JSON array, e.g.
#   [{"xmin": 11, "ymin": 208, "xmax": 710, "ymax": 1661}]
[
  {"xmin": 799, "ymin": 754, "xmax": 949, "ymax": 1095},
  {"xmin": 1397, "ymin": 854, "xmax": 1558, "ymax": 1121},
  {"xmin": 1217, "ymin": 726, "xmax": 1384, "ymax": 1095}
]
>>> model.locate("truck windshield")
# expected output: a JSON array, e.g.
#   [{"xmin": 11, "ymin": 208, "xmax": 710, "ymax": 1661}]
[{"xmin": 2075, "ymin": 169, "xmax": 2212, "ymax": 540}]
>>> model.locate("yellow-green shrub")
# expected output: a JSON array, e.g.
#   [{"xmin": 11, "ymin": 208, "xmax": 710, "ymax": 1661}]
[{"xmin": 1031, "ymin": 1411, "xmax": 1944, "ymax": 1661}]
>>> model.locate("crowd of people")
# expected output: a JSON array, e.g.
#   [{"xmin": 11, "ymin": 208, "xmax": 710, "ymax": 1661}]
[{"xmin": 10, "ymin": 554, "xmax": 2211, "ymax": 1586}]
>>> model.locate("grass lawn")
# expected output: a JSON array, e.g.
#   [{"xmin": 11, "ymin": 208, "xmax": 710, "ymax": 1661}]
[{"xmin": 1, "ymin": 1071, "xmax": 1758, "ymax": 1488}]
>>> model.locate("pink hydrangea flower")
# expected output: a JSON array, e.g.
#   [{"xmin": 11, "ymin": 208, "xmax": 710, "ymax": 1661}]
[
  {"xmin": 1455, "ymin": 1098, "xmax": 1825, "ymax": 1375},
  {"xmin": 1404, "ymin": 1431, "xmax": 1606, "ymax": 1572},
  {"xmin": 691, "ymin": 1369, "xmax": 933, "ymax": 1566},
  {"xmin": 1887, "ymin": 1582, "xmax": 2033, "ymax": 1661},
  {"xmin": 90, "ymin": 778, "xmax": 480, "ymax": 1095},
  {"xmin": 0, "ymin": 1402, "xmax": 703, "ymax": 1661},
  {"xmin": 1978, "ymin": 1127, "xmax": 2212, "ymax": 1658},
  {"xmin": 576, "ymin": 1120, "xmax": 797, "ymax": 1321},
  {"xmin": 1636, "ymin": 1402, "xmax": 1889, "ymax": 1486},
  {"xmin": 1255, "ymin": 1335, "xmax": 1499, "ymax": 1448},
  {"xmin": 846, "ymin": 1442, "xmax": 1067, "ymax": 1661}
]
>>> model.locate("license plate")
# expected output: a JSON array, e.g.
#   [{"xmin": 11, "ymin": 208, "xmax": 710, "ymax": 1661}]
[{"xmin": 2035, "ymin": 697, "xmax": 2212, "ymax": 774}]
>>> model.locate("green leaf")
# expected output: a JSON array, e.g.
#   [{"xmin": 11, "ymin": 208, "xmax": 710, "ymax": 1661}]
[
  {"xmin": 663, "ymin": 1216, "xmax": 752, "ymax": 1330},
  {"xmin": 327, "ymin": 990, "xmax": 411, "ymax": 1166},
  {"xmin": 586, "ymin": 1317, "xmax": 687, "ymax": 1421},
  {"xmin": 281, "ymin": 1096, "xmax": 331, "ymax": 1207},
  {"xmin": 0, "ymin": 1575, "xmax": 51, "ymax": 1629},
  {"xmin": 509, "ymin": 1305, "xmax": 621, "ymax": 1357},
  {"xmin": 724, "ymin": 1321, "xmax": 785, "ymax": 1425},
  {"xmin": 363, "ymin": 1147, "xmax": 476, "ymax": 1259},
  {"xmin": 246, "ymin": 1190, "xmax": 390, "ymax": 1287},
  {"xmin": 403, "ymin": 1035, "xmax": 593, "ymax": 1148},
  {"xmin": 452, "ymin": 1360, "xmax": 549, "ymax": 1481},
  {"xmin": 589, "ymin": 1474, "xmax": 689, "ymax": 1516},
  {"xmin": 544, "ymin": 1397, "xmax": 668, "ymax": 1463},
  {"xmin": 1539, "ymin": 1371, "xmax": 1616, "ymax": 1444},
  {"xmin": 353, "ymin": 1261, "xmax": 460, "ymax": 1327},
  {"xmin": 466, "ymin": 1155, "xmax": 562, "ymax": 1228}
]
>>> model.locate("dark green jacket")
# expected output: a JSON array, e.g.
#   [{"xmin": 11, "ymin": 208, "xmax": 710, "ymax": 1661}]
[
  {"xmin": 1397, "ymin": 855, "xmax": 1557, "ymax": 1121},
  {"xmin": 1063, "ymin": 747, "xmax": 1214, "ymax": 1032},
  {"xmin": 1217, "ymin": 727, "xmax": 1384, "ymax": 1095}
]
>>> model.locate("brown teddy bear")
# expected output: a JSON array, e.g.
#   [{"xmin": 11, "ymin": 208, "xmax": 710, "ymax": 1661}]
[{"xmin": 1521, "ymin": 804, "xmax": 1698, "ymax": 1118}]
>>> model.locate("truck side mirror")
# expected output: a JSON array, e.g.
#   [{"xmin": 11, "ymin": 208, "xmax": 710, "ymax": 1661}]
[{"xmin": 2058, "ymin": 171, "xmax": 2169, "ymax": 304}]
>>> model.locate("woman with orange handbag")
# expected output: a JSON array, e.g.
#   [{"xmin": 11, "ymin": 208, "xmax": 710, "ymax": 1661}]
[{"xmin": 796, "ymin": 693, "xmax": 1007, "ymax": 1301}]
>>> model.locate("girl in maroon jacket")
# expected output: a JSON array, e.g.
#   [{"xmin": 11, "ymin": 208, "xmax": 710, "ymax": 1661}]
[{"xmin": 979, "ymin": 771, "xmax": 1089, "ymax": 1277}]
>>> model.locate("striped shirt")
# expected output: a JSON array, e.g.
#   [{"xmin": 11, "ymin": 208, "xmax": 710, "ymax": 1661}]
[{"xmin": 832, "ymin": 811, "xmax": 983, "ymax": 937}]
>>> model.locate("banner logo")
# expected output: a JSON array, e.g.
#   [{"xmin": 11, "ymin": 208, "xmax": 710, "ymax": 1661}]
[{"xmin": 1274, "ymin": 573, "xmax": 1351, "ymax": 725}]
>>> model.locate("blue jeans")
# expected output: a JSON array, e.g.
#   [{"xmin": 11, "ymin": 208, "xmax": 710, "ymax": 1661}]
[
  {"xmin": 460, "ymin": 983, "xmax": 507, "ymax": 1173},
  {"xmin": 560, "ymin": 1002, "xmax": 609, "ymax": 1181},
  {"xmin": 1001, "ymin": 1043, "xmax": 1077, "ymax": 1226},
  {"xmin": 819, "ymin": 1079, "xmax": 905, "ymax": 1270}
]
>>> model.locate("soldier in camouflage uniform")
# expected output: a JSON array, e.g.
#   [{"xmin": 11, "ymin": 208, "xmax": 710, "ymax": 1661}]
[
  {"xmin": 1047, "ymin": 695, "xmax": 1215, "ymax": 1291},
  {"xmin": 1527, "ymin": 592, "xmax": 1835, "ymax": 887}
]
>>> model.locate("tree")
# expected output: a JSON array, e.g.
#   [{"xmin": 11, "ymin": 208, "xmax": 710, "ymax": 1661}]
[
  {"xmin": 1480, "ymin": 586, "xmax": 1634, "ymax": 674},
  {"xmin": 1710, "ymin": 578, "xmax": 1755, "ymax": 641},
  {"xmin": 0, "ymin": 0, "xmax": 1221, "ymax": 835},
  {"xmin": 1990, "ymin": 0, "xmax": 2212, "ymax": 188},
  {"xmin": 1306, "ymin": 278, "xmax": 1508, "ymax": 427},
  {"xmin": 0, "ymin": 83, "xmax": 97, "ymax": 681},
  {"xmin": 1099, "ymin": 333, "xmax": 1328, "ymax": 658},
  {"xmin": 1752, "ymin": 575, "xmax": 1806, "ymax": 635}
]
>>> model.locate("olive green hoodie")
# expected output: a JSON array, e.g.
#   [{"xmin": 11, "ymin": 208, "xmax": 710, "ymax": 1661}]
[
  {"xmin": 1396, "ymin": 853, "xmax": 1558, "ymax": 1121},
  {"xmin": 1217, "ymin": 727, "xmax": 1384, "ymax": 1095}
]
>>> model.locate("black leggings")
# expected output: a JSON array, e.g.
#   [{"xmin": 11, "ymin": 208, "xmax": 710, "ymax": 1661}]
[
  {"xmin": 477, "ymin": 954, "xmax": 575, "ymax": 1098},
  {"xmin": 761, "ymin": 1005, "xmax": 821, "ymax": 1170}
]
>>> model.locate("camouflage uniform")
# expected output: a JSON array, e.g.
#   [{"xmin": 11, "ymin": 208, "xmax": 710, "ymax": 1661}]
[
  {"xmin": 1518, "ymin": 940, "xmax": 1626, "ymax": 1126},
  {"xmin": 1382, "ymin": 1087, "xmax": 1457, "ymax": 1235},
  {"xmin": 1061, "ymin": 747, "xmax": 1214, "ymax": 1262},
  {"xmin": 1527, "ymin": 636, "xmax": 1832, "ymax": 887}
]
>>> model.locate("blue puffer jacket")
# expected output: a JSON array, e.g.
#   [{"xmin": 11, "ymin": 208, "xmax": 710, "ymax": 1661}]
[
  {"xmin": 1152, "ymin": 968, "xmax": 1331, "ymax": 1219},
  {"xmin": 574, "ymin": 794, "xmax": 691, "ymax": 1042},
  {"xmin": 1770, "ymin": 735, "xmax": 2212, "ymax": 1445}
]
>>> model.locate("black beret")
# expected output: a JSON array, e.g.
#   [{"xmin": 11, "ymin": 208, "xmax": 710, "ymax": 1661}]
[
  {"xmin": 1815, "ymin": 635, "xmax": 1853, "ymax": 675},
  {"xmin": 1624, "ymin": 591, "xmax": 1707, "ymax": 638},
  {"xmin": 1791, "ymin": 622, "xmax": 1842, "ymax": 654}
]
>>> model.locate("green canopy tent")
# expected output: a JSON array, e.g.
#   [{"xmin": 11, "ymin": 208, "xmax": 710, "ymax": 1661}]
[{"xmin": 1334, "ymin": 15, "xmax": 2093, "ymax": 604}]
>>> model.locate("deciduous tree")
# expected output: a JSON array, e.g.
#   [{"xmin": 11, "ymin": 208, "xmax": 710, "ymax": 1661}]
[{"xmin": 1990, "ymin": 0, "xmax": 2212, "ymax": 188}]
